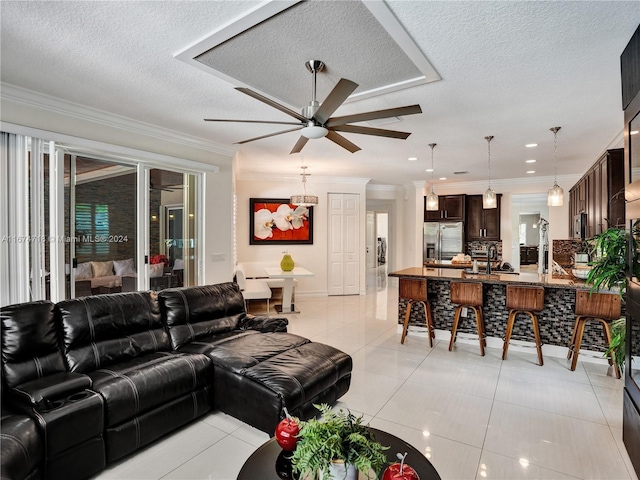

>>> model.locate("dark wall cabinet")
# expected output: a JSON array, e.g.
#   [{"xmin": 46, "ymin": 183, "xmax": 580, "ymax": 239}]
[
  {"xmin": 424, "ymin": 194, "xmax": 465, "ymax": 221},
  {"xmin": 569, "ymin": 148, "xmax": 624, "ymax": 237},
  {"xmin": 465, "ymin": 194, "xmax": 501, "ymax": 241}
]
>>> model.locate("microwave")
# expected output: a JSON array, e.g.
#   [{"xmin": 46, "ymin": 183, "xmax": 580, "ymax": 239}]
[{"xmin": 573, "ymin": 213, "xmax": 586, "ymax": 239}]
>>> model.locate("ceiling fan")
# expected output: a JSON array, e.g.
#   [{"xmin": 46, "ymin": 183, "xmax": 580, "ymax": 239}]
[{"xmin": 204, "ymin": 60, "xmax": 422, "ymax": 154}]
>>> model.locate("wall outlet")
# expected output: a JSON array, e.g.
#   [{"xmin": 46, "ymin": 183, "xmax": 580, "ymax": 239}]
[
  {"xmin": 461, "ymin": 307, "xmax": 468, "ymax": 317},
  {"xmin": 211, "ymin": 253, "xmax": 225, "ymax": 262}
]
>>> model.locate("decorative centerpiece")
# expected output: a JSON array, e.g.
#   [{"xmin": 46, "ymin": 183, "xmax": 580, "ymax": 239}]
[
  {"xmin": 290, "ymin": 404, "xmax": 388, "ymax": 480},
  {"xmin": 275, "ymin": 408, "xmax": 300, "ymax": 451},
  {"xmin": 281, "ymin": 251, "xmax": 295, "ymax": 271},
  {"xmin": 383, "ymin": 452, "xmax": 420, "ymax": 480}
]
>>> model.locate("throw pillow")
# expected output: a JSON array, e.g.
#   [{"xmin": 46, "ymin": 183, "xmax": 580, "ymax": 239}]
[
  {"xmin": 149, "ymin": 263, "xmax": 164, "ymax": 278},
  {"xmin": 113, "ymin": 258, "xmax": 136, "ymax": 276},
  {"xmin": 76, "ymin": 262, "xmax": 93, "ymax": 279},
  {"xmin": 91, "ymin": 261, "xmax": 114, "ymax": 277}
]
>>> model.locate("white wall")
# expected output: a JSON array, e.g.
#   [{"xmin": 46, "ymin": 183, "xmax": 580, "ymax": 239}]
[{"xmin": 236, "ymin": 175, "xmax": 369, "ymax": 295}]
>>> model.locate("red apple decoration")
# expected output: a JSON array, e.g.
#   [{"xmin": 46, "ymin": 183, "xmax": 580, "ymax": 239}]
[
  {"xmin": 383, "ymin": 452, "xmax": 420, "ymax": 480},
  {"xmin": 275, "ymin": 408, "xmax": 300, "ymax": 451}
]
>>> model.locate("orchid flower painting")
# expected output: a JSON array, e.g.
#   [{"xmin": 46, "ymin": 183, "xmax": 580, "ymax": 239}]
[{"xmin": 250, "ymin": 199, "xmax": 313, "ymax": 245}]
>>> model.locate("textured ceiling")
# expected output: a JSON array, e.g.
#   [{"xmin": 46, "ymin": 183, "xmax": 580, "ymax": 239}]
[
  {"xmin": 1, "ymin": 1, "xmax": 639, "ymax": 187},
  {"xmin": 192, "ymin": 0, "xmax": 426, "ymax": 108}
]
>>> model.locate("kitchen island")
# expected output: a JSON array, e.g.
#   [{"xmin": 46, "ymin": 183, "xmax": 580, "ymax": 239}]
[{"xmin": 389, "ymin": 267, "xmax": 611, "ymax": 351}]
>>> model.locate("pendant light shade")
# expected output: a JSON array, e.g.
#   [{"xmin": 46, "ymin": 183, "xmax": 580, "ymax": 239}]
[
  {"xmin": 547, "ymin": 126, "xmax": 563, "ymax": 207},
  {"xmin": 425, "ymin": 143, "xmax": 439, "ymax": 211},
  {"xmin": 482, "ymin": 136, "xmax": 497, "ymax": 209},
  {"xmin": 290, "ymin": 166, "xmax": 318, "ymax": 206}
]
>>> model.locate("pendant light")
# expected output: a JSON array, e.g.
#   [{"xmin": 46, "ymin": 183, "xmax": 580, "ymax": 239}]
[
  {"xmin": 290, "ymin": 166, "xmax": 318, "ymax": 206},
  {"xmin": 482, "ymin": 135, "xmax": 497, "ymax": 209},
  {"xmin": 547, "ymin": 126, "xmax": 563, "ymax": 207},
  {"xmin": 425, "ymin": 143, "xmax": 439, "ymax": 211}
]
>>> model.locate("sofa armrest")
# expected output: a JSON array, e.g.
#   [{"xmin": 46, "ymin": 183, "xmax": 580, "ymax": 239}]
[
  {"xmin": 239, "ymin": 314, "xmax": 288, "ymax": 333},
  {"xmin": 10, "ymin": 372, "xmax": 92, "ymax": 410}
]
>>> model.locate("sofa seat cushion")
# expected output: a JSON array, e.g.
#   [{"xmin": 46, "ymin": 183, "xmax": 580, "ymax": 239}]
[
  {"xmin": 89, "ymin": 275, "xmax": 121, "ymax": 289},
  {"xmin": 243, "ymin": 342, "xmax": 352, "ymax": 409},
  {"xmin": 88, "ymin": 351, "xmax": 212, "ymax": 427},
  {"xmin": 211, "ymin": 340, "xmax": 352, "ymax": 434},
  {"xmin": 1, "ymin": 407, "xmax": 43, "ymax": 480},
  {"xmin": 181, "ymin": 332, "xmax": 310, "ymax": 372}
]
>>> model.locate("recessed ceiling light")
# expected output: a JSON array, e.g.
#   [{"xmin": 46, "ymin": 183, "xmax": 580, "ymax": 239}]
[
  {"xmin": 408, "ymin": 157, "xmax": 418, "ymax": 161},
  {"xmin": 631, "ymin": 130, "xmax": 639, "ymax": 135},
  {"xmin": 525, "ymin": 143, "xmax": 538, "ymax": 148},
  {"xmin": 439, "ymin": 177, "xmax": 447, "ymax": 180},
  {"xmin": 526, "ymin": 170, "xmax": 536, "ymax": 174},
  {"xmin": 425, "ymin": 168, "xmax": 434, "ymax": 172},
  {"xmin": 526, "ymin": 159, "xmax": 536, "ymax": 163}
]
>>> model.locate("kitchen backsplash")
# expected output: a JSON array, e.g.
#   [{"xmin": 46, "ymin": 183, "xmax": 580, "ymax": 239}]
[
  {"xmin": 552, "ymin": 239, "xmax": 589, "ymax": 278},
  {"xmin": 466, "ymin": 240, "xmax": 503, "ymax": 259}
]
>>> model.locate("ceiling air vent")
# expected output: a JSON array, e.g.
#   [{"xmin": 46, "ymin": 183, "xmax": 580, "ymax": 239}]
[{"xmin": 453, "ymin": 171, "xmax": 469, "ymax": 175}]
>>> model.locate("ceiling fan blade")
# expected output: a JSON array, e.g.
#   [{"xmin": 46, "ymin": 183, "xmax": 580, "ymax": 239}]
[
  {"xmin": 325, "ymin": 104, "xmax": 422, "ymax": 127},
  {"xmin": 290, "ymin": 136, "xmax": 309, "ymax": 154},
  {"xmin": 235, "ymin": 87, "xmax": 308, "ymax": 122},
  {"xmin": 233, "ymin": 127, "xmax": 302, "ymax": 145},
  {"xmin": 313, "ymin": 78, "xmax": 359, "ymax": 125},
  {"xmin": 326, "ymin": 131, "xmax": 361, "ymax": 153},
  {"xmin": 330, "ymin": 125, "xmax": 411, "ymax": 139},
  {"xmin": 204, "ymin": 119, "xmax": 302, "ymax": 125}
]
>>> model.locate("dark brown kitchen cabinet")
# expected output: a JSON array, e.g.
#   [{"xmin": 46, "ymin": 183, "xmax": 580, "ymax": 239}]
[
  {"xmin": 465, "ymin": 194, "xmax": 501, "ymax": 241},
  {"xmin": 424, "ymin": 194, "xmax": 465, "ymax": 221},
  {"xmin": 569, "ymin": 148, "xmax": 624, "ymax": 238}
]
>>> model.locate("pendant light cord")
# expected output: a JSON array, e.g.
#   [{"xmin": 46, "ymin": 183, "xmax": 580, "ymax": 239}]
[
  {"xmin": 485, "ymin": 136, "xmax": 494, "ymax": 188},
  {"xmin": 552, "ymin": 127, "xmax": 560, "ymax": 184}
]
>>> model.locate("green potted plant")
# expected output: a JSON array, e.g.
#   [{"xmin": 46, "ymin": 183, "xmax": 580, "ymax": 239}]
[
  {"xmin": 585, "ymin": 226, "xmax": 629, "ymax": 373},
  {"xmin": 290, "ymin": 404, "xmax": 388, "ymax": 480}
]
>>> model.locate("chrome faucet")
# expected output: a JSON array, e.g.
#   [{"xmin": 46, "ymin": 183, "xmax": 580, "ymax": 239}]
[{"xmin": 487, "ymin": 243, "xmax": 498, "ymax": 274}]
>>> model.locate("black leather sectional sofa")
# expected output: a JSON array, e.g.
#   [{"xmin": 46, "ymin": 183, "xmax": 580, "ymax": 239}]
[{"xmin": 1, "ymin": 282, "xmax": 353, "ymax": 480}]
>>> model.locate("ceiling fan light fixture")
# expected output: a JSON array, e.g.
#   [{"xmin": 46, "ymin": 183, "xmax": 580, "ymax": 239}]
[{"xmin": 300, "ymin": 125, "xmax": 328, "ymax": 139}]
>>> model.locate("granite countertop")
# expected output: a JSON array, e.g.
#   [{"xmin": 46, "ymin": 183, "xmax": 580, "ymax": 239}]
[{"xmin": 389, "ymin": 267, "xmax": 588, "ymax": 289}]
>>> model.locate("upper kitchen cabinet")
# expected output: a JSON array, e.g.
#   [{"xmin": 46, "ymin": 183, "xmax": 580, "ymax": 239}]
[
  {"xmin": 424, "ymin": 194, "xmax": 465, "ymax": 221},
  {"xmin": 569, "ymin": 148, "xmax": 624, "ymax": 237},
  {"xmin": 465, "ymin": 194, "xmax": 502, "ymax": 242}
]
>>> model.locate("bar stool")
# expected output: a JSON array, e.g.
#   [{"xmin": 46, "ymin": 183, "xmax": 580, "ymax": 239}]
[
  {"xmin": 448, "ymin": 282, "xmax": 485, "ymax": 355},
  {"xmin": 568, "ymin": 291, "xmax": 621, "ymax": 379},
  {"xmin": 400, "ymin": 277, "xmax": 435, "ymax": 347},
  {"xmin": 502, "ymin": 285, "xmax": 545, "ymax": 366}
]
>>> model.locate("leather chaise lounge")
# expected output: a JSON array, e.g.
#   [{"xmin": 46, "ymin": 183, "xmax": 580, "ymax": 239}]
[
  {"xmin": 158, "ymin": 283, "xmax": 352, "ymax": 433},
  {"xmin": 1, "ymin": 282, "xmax": 353, "ymax": 480}
]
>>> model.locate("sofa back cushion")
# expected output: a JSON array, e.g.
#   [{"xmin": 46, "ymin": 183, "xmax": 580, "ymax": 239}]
[
  {"xmin": 158, "ymin": 283, "xmax": 246, "ymax": 350},
  {"xmin": 55, "ymin": 291, "xmax": 170, "ymax": 373},
  {"xmin": 1, "ymin": 301, "xmax": 66, "ymax": 388}
]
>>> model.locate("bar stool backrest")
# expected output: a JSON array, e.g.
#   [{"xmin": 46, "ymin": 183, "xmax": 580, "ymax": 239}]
[
  {"xmin": 450, "ymin": 282, "xmax": 483, "ymax": 306},
  {"xmin": 399, "ymin": 277, "xmax": 427, "ymax": 302},
  {"xmin": 575, "ymin": 291, "xmax": 621, "ymax": 320},
  {"xmin": 506, "ymin": 285, "xmax": 545, "ymax": 312}
]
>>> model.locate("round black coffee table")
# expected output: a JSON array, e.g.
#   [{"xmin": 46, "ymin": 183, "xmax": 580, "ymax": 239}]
[{"xmin": 237, "ymin": 427, "xmax": 441, "ymax": 480}]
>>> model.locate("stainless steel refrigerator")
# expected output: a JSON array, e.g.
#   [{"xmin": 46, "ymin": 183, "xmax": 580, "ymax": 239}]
[{"xmin": 424, "ymin": 222, "xmax": 464, "ymax": 262}]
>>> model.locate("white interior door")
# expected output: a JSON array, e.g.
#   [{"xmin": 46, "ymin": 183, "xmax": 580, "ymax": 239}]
[{"xmin": 328, "ymin": 193, "xmax": 360, "ymax": 295}]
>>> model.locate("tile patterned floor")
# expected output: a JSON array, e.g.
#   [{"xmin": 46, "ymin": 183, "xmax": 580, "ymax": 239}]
[{"xmin": 94, "ymin": 267, "xmax": 638, "ymax": 480}]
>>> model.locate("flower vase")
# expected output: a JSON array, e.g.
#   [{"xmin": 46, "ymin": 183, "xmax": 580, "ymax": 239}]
[
  {"xmin": 324, "ymin": 460, "xmax": 357, "ymax": 480},
  {"xmin": 280, "ymin": 253, "xmax": 295, "ymax": 271}
]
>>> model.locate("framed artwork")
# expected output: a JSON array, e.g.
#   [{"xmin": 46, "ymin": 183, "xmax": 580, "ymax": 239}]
[{"xmin": 250, "ymin": 198, "xmax": 313, "ymax": 245}]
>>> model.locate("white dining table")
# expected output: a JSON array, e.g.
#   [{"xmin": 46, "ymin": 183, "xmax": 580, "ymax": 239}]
[{"xmin": 263, "ymin": 267, "xmax": 314, "ymax": 313}]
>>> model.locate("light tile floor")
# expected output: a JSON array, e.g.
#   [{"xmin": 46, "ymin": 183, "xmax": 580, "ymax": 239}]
[{"xmin": 95, "ymin": 267, "xmax": 638, "ymax": 480}]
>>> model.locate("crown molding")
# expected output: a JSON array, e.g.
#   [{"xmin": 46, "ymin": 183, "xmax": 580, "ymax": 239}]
[
  {"xmin": 1, "ymin": 83, "xmax": 235, "ymax": 157},
  {"xmin": 366, "ymin": 184, "xmax": 402, "ymax": 192},
  {"xmin": 236, "ymin": 172, "xmax": 371, "ymax": 184}
]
